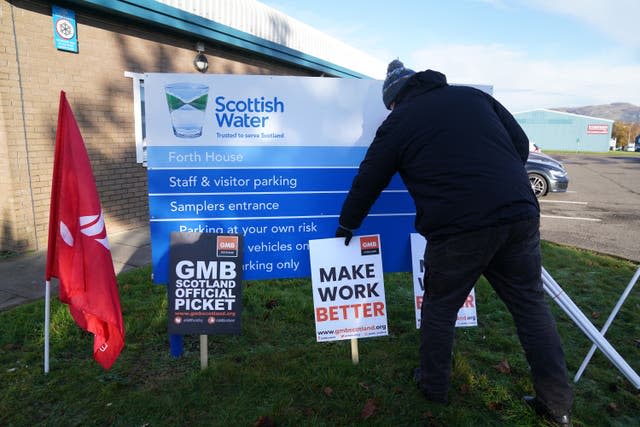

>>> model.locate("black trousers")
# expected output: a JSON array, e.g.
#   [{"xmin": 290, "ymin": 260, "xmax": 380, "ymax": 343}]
[{"xmin": 418, "ymin": 217, "xmax": 573, "ymax": 415}]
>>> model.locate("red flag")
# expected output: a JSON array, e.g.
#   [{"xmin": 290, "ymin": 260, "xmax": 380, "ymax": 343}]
[{"xmin": 46, "ymin": 91, "xmax": 125, "ymax": 369}]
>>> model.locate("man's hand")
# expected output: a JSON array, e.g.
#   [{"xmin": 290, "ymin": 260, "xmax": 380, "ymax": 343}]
[{"xmin": 335, "ymin": 225, "xmax": 353, "ymax": 246}]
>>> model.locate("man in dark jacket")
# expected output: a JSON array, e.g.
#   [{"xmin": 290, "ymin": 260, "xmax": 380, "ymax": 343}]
[{"xmin": 335, "ymin": 60, "xmax": 572, "ymax": 426}]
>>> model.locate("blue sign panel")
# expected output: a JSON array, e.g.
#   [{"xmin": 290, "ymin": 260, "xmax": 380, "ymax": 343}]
[
  {"xmin": 52, "ymin": 5, "xmax": 78, "ymax": 53},
  {"xmin": 150, "ymin": 215, "xmax": 415, "ymax": 282}
]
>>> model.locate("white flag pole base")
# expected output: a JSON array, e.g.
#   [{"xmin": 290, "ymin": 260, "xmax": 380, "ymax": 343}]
[
  {"xmin": 573, "ymin": 266, "xmax": 640, "ymax": 383},
  {"xmin": 200, "ymin": 335, "xmax": 208, "ymax": 370},
  {"xmin": 44, "ymin": 280, "xmax": 51, "ymax": 374},
  {"xmin": 350, "ymin": 338, "xmax": 359, "ymax": 365}
]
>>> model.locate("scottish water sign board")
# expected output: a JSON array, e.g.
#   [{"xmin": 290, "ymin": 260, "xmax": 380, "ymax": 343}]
[
  {"xmin": 144, "ymin": 73, "xmax": 416, "ymax": 283},
  {"xmin": 168, "ymin": 233, "xmax": 243, "ymax": 335},
  {"xmin": 144, "ymin": 74, "xmax": 492, "ymax": 283}
]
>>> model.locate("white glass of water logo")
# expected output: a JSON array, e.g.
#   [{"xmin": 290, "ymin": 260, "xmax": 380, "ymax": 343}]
[{"xmin": 165, "ymin": 83, "xmax": 209, "ymax": 138}]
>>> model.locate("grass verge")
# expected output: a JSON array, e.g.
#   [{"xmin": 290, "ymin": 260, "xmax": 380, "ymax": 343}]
[{"xmin": 1, "ymin": 241, "xmax": 639, "ymax": 426}]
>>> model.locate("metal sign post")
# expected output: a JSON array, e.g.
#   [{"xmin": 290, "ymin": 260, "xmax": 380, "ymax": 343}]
[
  {"xmin": 573, "ymin": 267, "xmax": 640, "ymax": 383},
  {"xmin": 541, "ymin": 266, "xmax": 640, "ymax": 388}
]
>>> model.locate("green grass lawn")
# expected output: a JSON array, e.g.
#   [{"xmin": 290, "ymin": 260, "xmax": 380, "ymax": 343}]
[{"xmin": 1, "ymin": 241, "xmax": 639, "ymax": 426}]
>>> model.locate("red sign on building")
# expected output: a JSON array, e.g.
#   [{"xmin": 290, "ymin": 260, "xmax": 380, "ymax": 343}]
[{"xmin": 587, "ymin": 124, "xmax": 609, "ymax": 134}]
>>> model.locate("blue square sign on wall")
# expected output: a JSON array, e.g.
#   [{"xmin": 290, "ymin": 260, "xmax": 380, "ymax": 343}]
[{"xmin": 52, "ymin": 5, "xmax": 78, "ymax": 53}]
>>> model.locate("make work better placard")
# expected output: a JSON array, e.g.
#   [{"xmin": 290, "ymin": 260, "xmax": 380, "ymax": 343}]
[
  {"xmin": 168, "ymin": 232, "xmax": 243, "ymax": 335},
  {"xmin": 410, "ymin": 233, "xmax": 477, "ymax": 328},
  {"xmin": 309, "ymin": 236, "xmax": 388, "ymax": 342}
]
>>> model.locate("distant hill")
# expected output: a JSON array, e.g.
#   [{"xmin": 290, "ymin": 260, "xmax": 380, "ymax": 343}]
[{"xmin": 552, "ymin": 103, "xmax": 640, "ymax": 123}]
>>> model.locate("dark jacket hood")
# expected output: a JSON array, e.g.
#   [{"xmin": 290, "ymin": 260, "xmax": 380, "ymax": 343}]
[{"xmin": 395, "ymin": 69, "xmax": 448, "ymax": 106}]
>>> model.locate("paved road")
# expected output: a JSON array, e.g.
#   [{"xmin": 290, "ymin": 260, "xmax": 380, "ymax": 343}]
[{"xmin": 539, "ymin": 153, "xmax": 640, "ymax": 264}]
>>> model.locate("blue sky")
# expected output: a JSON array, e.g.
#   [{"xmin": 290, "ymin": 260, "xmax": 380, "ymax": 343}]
[{"xmin": 259, "ymin": 0, "xmax": 640, "ymax": 112}]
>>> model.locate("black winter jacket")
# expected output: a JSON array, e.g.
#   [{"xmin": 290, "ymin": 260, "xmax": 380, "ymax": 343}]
[{"xmin": 338, "ymin": 70, "xmax": 539, "ymax": 241}]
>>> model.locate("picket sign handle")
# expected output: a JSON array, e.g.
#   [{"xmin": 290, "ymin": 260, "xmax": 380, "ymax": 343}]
[
  {"xmin": 200, "ymin": 335, "xmax": 208, "ymax": 370},
  {"xmin": 351, "ymin": 338, "xmax": 359, "ymax": 364}
]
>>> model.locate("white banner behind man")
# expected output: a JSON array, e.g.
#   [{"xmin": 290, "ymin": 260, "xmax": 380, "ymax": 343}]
[{"xmin": 410, "ymin": 233, "xmax": 477, "ymax": 328}]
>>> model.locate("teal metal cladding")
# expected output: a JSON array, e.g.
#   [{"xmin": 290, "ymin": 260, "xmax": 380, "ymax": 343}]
[{"xmin": 514, "ymin": 109, "xmax": 613, "ymax": 152}]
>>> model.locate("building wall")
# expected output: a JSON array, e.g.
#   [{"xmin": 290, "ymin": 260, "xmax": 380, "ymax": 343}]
[
  {"xmin": 0, "ymin": 0, "xmax": 315, "ymax": 253},
  {"xmin": 514, "ymin": 109, "xmax": 613, "ymax": 152}
]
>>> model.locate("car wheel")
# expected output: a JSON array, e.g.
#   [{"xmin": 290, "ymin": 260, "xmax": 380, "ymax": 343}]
[{"xmin": 529, "ymin": 173, "xmax": 548, "ymax": 197}]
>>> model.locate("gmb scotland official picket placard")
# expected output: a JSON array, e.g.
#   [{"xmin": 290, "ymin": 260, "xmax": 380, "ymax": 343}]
[
  {"xmin": 309, "ymin": 235, "xmax": 388, "ymax": 342},
  {"xmin": 168, "ymin": 232, "xmax": 243, "ymax": 335}
]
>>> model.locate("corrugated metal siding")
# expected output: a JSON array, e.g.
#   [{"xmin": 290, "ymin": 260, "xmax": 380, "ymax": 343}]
[
  {"xmin": 157, "ymin": 0, "xmax": 386, "ymax": 79},
  {"xmin": 514, "ymin": 109, "xmax": 613, "ymax": 152}
]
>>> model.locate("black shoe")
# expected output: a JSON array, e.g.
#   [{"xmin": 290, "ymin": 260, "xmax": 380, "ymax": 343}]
[
  {"xmin": 524, "ymin": 395, "xmax": 571, "ymax": 426},
  {"xmin": 413, "ymin": 368, "xmax": 448, "ymax": 404}
]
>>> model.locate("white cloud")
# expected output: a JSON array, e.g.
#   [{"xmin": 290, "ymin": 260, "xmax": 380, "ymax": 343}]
[
  {"xmin": 524, "ymin": 0, "xmax": 640, "ymax": 49},
  {"xmin": 410, "ymin": 43, "xmax": 640, "ymax": 111}
]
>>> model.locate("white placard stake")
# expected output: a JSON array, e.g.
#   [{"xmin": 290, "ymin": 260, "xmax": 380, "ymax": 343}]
[
  {"xmin": 351, "ymin": 338, "xmax": 359, "ymax": 364},
  {"xmin": 200, "ymin": 335, "xmax": 208, "ymax": 370}
]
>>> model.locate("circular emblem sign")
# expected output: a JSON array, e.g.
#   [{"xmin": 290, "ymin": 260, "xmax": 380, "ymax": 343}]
[{"xmin": 55, "ymin": 18, "xmax": 75, "ymax": 40}]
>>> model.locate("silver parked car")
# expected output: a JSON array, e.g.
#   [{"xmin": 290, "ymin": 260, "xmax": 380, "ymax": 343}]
[{"xmin": 526, "ymin": 152, "xmax": 569, "ymax": 197}]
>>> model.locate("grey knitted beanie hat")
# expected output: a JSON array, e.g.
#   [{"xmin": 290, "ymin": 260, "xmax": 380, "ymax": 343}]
[{"xmin": 382, "ymin": 59, "xmax": 415, "ymax": 110}]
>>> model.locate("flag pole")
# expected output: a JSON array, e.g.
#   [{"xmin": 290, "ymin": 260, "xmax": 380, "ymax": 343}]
[{"xmin": 44, "ymin": 280, "xmax": 51, "ymax": 374}]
